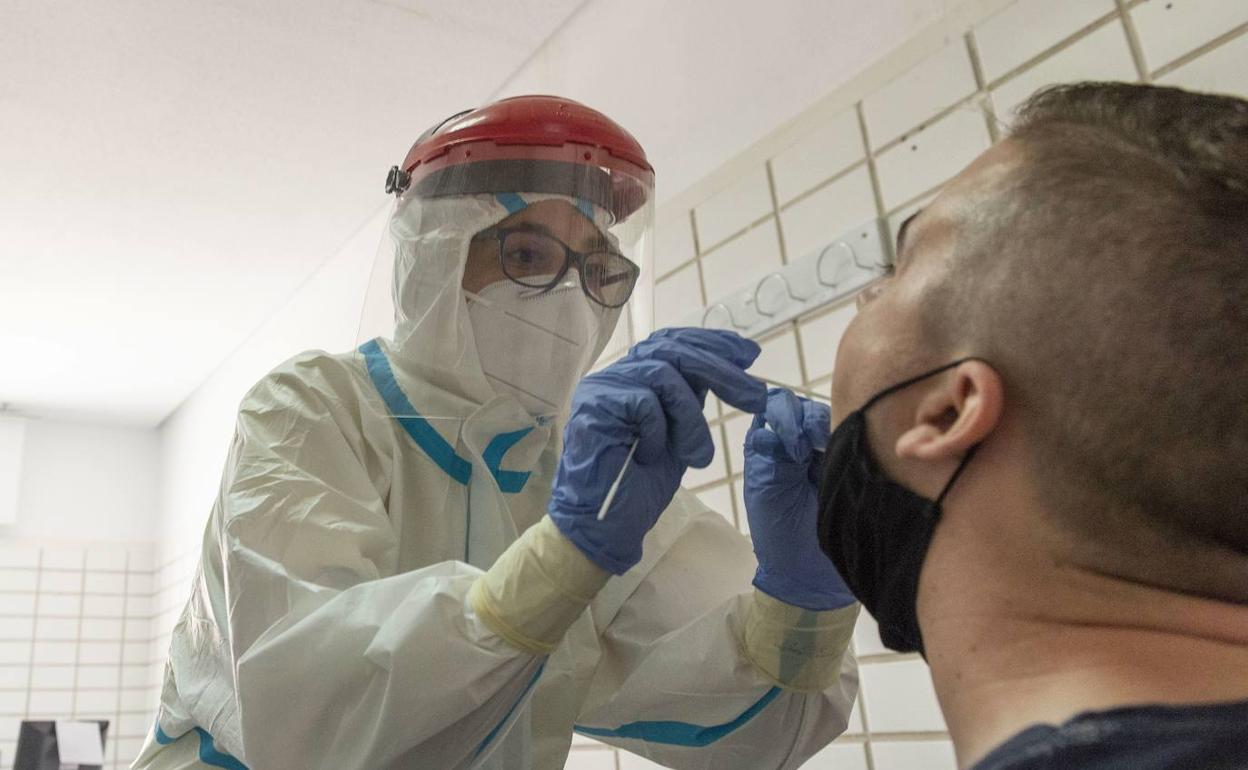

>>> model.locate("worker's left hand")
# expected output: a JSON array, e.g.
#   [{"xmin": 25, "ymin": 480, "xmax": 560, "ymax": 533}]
[
  {"xmin": 744, "ymin": 388, "xmax": 856, "ymax": 610},
  {"xmin": 548, "ymin": 328, "xmax": 767, "ymax": 575}
]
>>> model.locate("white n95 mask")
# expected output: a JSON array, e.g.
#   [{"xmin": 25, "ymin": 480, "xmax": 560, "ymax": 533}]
[{"xmin": 466, "ymin": 277, "xmax": 609, "ymax": 417}]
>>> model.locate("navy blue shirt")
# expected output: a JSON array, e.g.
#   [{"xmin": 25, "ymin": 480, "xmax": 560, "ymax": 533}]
[{"xmin": 972, "ymin": 699, "xmax": 1248, "ymax": 769}]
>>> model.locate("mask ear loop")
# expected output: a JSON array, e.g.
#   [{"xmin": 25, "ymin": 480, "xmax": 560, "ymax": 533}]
[
  {"xmin": 932, "ymin": 444, "xmax": 979, "ymax": 511},
  {"xmin": 855, "ymin": 357, "xmax": 987, "ymax": 516},
  {"xmin": 859, "ymin": 357, "xmax": 983, "ymax": 411}
]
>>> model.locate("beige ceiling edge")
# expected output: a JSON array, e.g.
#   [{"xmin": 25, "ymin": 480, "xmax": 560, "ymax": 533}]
[{"xmin": 656, "ymin": 0, "xmax": 1018, "ymax": 223}]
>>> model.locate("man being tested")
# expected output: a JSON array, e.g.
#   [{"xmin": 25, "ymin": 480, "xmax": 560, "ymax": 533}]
[{"xmin": 810, "ymin": 82, "xmax": 1248, "ymax": 768}]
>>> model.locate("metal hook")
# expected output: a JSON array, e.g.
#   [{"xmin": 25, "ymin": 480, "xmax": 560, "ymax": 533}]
[
  {"xmin": 820, "ymin": 232, "xmax": 889, "ymax": 277},
  {"xmin": 752, "ymin": 272, "xmax": 808, "ymax": 317},
  {"xmin": 816, "ymin": 241, "xmax": 857, "ymax": 288},
  {"xmin": 702, "ymin": 302, "xmax": 752, "ymax": 331}
]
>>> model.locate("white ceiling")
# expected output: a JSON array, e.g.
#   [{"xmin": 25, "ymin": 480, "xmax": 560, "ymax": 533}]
[{"xmin": 0, "ymin": 0, "xmax": 584, "ymax": 427}]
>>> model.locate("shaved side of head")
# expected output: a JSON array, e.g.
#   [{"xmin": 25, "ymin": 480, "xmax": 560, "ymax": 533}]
[{"xmin": 919, "ymin": 83, "xmax": 1248, "ymax": 601}]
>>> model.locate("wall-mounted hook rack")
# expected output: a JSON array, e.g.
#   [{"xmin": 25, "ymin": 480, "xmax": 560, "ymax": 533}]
[{"xmin": 677, "ymin": 218, "xmax": 888, "ymax": 339}]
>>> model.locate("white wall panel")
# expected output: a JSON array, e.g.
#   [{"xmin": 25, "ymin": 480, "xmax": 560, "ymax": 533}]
[
  {"xmin": 770, "ymin": 109, "xmax": 865, "ymax": 206},
  {"xmin": 990, "ymin": 21, "xmax": 1138, "ymax": 122},
  {"xmin": 780, "ymin": 166, "xmax": 878, "ymax": 261},
  {"xmin": 974, "ymin": 0, "xmax": 1117, "ymax": 82},
  {"xmin": 860, "ymin": 660, "xmax": 948, "ymax": 733},
  {"xmin": 1161, "ymin": 30, "xmax": 1248, "ymax": 96},
  {"xmin": 875, "ymin": 108, "xmax": 991, "ymax": 211},
  {"xmin": 700, "ymin": 222, "xmax": 784, "ymax": 301},
  {"xmin": 864, "ymin": 42, "xmax": 978, "ymax": 146},
  {"xmin": 694, "ymin": 168, "xmax": 774, "ymax": 249},
  {"xmin": 1132, "ymin": 0, "xmax": 1248, "ymax": 72},
  {"xmin": 872, "ymin": 740, "xmax": 959, "ymax": 770}
]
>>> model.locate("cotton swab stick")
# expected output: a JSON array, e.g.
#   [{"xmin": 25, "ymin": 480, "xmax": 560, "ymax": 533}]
[
  {"xmin": 756, "ymin": 377, "xmax": 831, "ymax": 403},
  {"xmin": 596, "ymin": 440, "xmax": 639, "ymax": 521}
]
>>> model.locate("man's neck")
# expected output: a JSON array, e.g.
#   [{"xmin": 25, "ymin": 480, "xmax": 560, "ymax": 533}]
[{"xmin": 922, "ymin": 576, "xmax": 1248, "ymax": 768}]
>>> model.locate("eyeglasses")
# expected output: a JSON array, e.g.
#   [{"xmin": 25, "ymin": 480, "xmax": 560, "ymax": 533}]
[{"xmin": 483, "ymin": 226, "xmax": 640, "ymax": 309}]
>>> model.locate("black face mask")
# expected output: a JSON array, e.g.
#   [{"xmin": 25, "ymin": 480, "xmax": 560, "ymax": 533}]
[{"xmin": 815, "ymin": 359, "xmax": 979, "ymax": 656}]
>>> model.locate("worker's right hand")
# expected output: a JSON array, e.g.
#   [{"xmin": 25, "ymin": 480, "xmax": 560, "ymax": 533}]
[
  {"xmin": 744, "ymin": 388, "xmax": 855, "ymax": 610},
  {"xmin": 547, "ymin": 328, "xmax": 768, "ymax": 574}
]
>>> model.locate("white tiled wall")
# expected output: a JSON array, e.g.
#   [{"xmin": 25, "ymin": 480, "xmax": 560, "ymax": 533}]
[
  {"xmin": 0, "ymin": 543, "xmax": 158, "ymax": 770},
  {"xmin": 692, "ymin": 168, "xmax": 774, "ymax": 251},
  {"xmin": 1160, "ymin": 28, "xmax": 1248, "ymax": 93},
  {"xmin": 569, "ymin": 1, "xmax": 1248, "ymax": 767},
  {"xmin": 874, "ymin": 106, "xmax": 992, "ymax": 210},
  {"xmin": 699, "ymin": 221, "xmax": 784, "ymax": 301},
  {"xmin": 770, "ymin": 109, "xmax": 865, "ymax": 207},
  {"xmin": 779, "ymin": 165, "xmax": 878, "ymax": 260},
  {"xmin": 988, "ymin": 20, "xmax": 1138, "ymax": 120},
  {"xmin": 1130, "ymin": 0, "xmax": 1248, "ymax": 75},
  {"xmin": 863, "ymin": 41, "xmax": 979, "ymax": 147},
  {"xmin": 973, "ymin": 0, "xmax": 1117, "ymax": 83},
  {"xmin": 654, "ymin": 211, "xmax": 698, "ymax": 278}
]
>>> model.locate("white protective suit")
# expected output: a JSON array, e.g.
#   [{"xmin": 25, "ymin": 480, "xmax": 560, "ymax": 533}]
[{"xmin": 132, "ymin": 190, "xmax": 860, "ymax": 770}]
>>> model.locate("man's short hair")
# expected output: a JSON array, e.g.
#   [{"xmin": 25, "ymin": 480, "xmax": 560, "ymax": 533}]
[{"xmin": 924, "ymin": 82, "xmax": 1248, "ymax": 597}]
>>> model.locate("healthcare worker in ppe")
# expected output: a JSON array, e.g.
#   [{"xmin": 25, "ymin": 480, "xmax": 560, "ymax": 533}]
[{"xmin": 133, "ymin": 96, "xmax": 861, "ymax": 770}]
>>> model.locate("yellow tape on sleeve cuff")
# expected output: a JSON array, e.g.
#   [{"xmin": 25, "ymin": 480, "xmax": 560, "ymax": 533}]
[
  {"xmin": 469, "ymin": 516, "xmax": 610, "ymax": 655},
  {"xmin": 741, "ymin": 589, "xmax": 859, "ymax": 693}
]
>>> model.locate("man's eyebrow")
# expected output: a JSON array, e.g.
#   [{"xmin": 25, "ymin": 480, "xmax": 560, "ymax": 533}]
[{"xmin": 895, "ymin": 209, "xmax": 923, "ymax": 262}]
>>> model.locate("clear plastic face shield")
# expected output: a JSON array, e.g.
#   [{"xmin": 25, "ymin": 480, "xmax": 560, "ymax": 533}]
[{"xmin": 355, "ymin": 146, "xmax": 655, "ymax": 424}]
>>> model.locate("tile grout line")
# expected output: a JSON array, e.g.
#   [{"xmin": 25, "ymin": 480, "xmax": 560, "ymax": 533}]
[
  {"xmin": 779, "ymin": 158, "xmax": 870, "ymax": 217},
  {"xmin": 885, "ymin": 183, "xmax": 945, "ymax": 221},
  {"xmin": 652, "ymin": 257, "xmax": 697, "ymax": 286},
  {"xmin": 1150, "ymin": 21, "xmax": 1248, "ymax": 81},
  {"xmin": 982, "ymin": 9, "xmax": 1122, "ymax": 92},
  {"xmin": 113, "ymin": 554, "xmax": 132, "ymax": 765},
  {"xmin": 698, "ymin": 212, "xmax": 776, "ymax": 260},
  {"xmin": 22, "ymin": 549, "xmax": 42, "ymax": 715},
  {"xmin": 688, "ymin": 208, "xmax": 703, "ymax": 262},
  {"xmin": 855, "ymin": 102, "xmax": 891, "ymax": 270},
  {"xmin": 687, "ymin": 203, "xmax": 726, "ymax": 441},
  {"xmin": 764, "ymin": 158, "xmax": 790, "ymax": 267},
  {"xmin": 858, "ymin": 667, "xmax": 878, "ymax": 770},
  {"xmin": 1114, "ymin": 0, "xmax": 1151, "ymax": 83},
  {"xmin": 964, "ymin": 29, "xmax": 1000, "ymax": 145},
  {"xmin": 869, "ymin": 95, "xmax": 981, "ymax": 159},
  {"xmin": 856, "ymin": 730, "xmax": 952, "ymax": 741},
  {"xmin": 687, "ymin": 207, "xmax": 714, "ymax": 334},
  {"xmin": 70, "ymin": 551, "xmax": 87, "ymax": 717},
  {"xmin": 791, "ymin": 314, "xmax": 813, "ymax": 390},
  {"xmin": 720, "ymin": 422, "xmax": 742, "ymax": 531},
  {"xmin": 0, "ymin": 688, "xmax": 159, "ymax": 698}
]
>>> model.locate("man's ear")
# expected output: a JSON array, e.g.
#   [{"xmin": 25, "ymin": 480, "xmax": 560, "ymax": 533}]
[{"xmin": 894, "ymin": 360, "xmax": 1003, "ymax": 461}]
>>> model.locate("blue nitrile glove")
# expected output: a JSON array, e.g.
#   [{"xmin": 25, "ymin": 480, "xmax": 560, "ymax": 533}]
[
  {"xmin": 548, "ymin": 328, "xmax": 768, "ymax": 574},
  {"xmin": 745, "ymin": 388, "xmax": 856, "ymax": 610}
]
